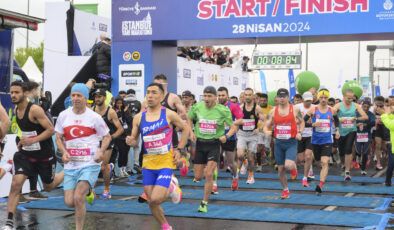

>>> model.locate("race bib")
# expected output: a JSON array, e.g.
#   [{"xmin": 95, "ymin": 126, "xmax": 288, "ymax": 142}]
[
  {"xmin": 199, "ymin": 119, "xmax": 217, "ymax": 135},
  {"xmin": 276, "ymin": 125, "xmax": 291, "ymax": 139},
  {"xmin": 315, "ymin": 119, "xmax": 331, "ymax": 133},
  {"xmin": 66, "ymin": 143, "xmax": 93, "ymax": 162},
  {"xmin": 341, "ymin": 117, "xmax": 355, "ymax": 129},
  {"xmin": 143, "ymin": 133, "xmax": 169, "ymax": 155},
  {"xmin": 357, "ymin": 133, "xmax": 369, "ymax": 143},
  {"xmin": 242, "ymin": 119, "xmax": 255, "ymax": 131},
  {"xmin": 21, "ymin": 131, "xmax": 41, "ymax": 151}
]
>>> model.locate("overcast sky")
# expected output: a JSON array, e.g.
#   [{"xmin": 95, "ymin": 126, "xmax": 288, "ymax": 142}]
[{"xmin": 1, "ymin": 0, "xmax": 393, "ymax": 97}]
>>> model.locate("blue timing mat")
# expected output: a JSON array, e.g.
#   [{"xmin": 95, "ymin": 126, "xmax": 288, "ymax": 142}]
[
  {"xmin": 94, "ymin": 185, "xmax": 391, "ymax": 210},
  {"xmin": 21, "ymin": 197, "xmax": 392, "ymax": 228},
  {"xmin": 177, "ymin": 178, "xmax": 394, "ymax": 195},
  {"xmin": 173, "ymin": 171, "xmax": 393, "ymax": 184}
]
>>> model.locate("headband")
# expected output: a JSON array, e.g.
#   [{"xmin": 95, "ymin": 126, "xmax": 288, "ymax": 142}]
[{"xmin": 318, "ymin": 90, "xmax": 330, "ymax": 98}]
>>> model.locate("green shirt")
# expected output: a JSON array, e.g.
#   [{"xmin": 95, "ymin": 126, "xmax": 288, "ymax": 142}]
[{"xmin": 188, "ymin": 102, "xmax": 233, "ymax": 139}]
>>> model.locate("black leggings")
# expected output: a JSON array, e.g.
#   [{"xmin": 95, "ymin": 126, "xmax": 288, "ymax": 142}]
[
  {"xmin": 338, "ymin": 132, "xmax": 356, "ymax": 156},
  {"xmin": 115, "ymin": 139, "xmax": 130, "ymax": 168}
]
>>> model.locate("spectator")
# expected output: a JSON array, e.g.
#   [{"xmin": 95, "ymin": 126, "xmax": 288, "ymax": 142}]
[
  {"xmin": 95, "ymin": 37, "xmax": 112, "ymax": 89},
  {"xmin": 118, "ymin": 90, "xmax": 127, "ymax": 99},
  {"xmin": 294, "ymin": 94, "xmax": 303, "ymax": 104},
  {"xmin": 123, "ymin": 89, "xmax": 141, "ymax": 118},
  {"xmin": 241, "ymin": 56, "xmax": 252, "ymax": 72}
]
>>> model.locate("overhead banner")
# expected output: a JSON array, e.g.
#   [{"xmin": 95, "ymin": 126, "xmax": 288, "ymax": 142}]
[
  {"xmin": 113, "ymin": 0, "xmax": 394, "ymax": 42},
  {"xmin": 177, "ymin": 57, "xmax": 248, "ymax": 101}
]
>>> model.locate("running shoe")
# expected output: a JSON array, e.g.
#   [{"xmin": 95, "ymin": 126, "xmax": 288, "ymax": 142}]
[
  {"xmin": 1, "ymin": 225, "xmax": 15, "ymax": 230},
  {"xmin": 211, "ymin": 184, "xmax": 219, "ymax": 195},
  {"xmin": 138, "ymin": 192, "xmax": 148, "ymax": 203},
  {"xmin": 240, "ymin": 162, "xmax": 247, "ymax": 175},
  {"xmin": 246, "ymin": 176, "xmax": 255, "ymax": 184},
  {"xmin": 307, "ymin": 171, "xmax": 315, "ymax": 180},
  {"xmin": 198, "ymin": 201, "xmax": 208, "ymax": 213},
  {"xmin": 100, "ymin": 190, "xmax": 112, "ymax": 199},
  {"xmin": 180, "ymin": 157, "xmax": 189, "ymax": 177},
  {"xmin": 351, "ymin": 161, "xmax": 357, "ymax": 169},
  {"xmin": 290, "ymin": 168, "xmax": 297, "ymax": 180},
  {"xmin": 18, "ymin": 195, "xmax": 29, "ymax": 204},
  {"xmin": 315, "ymin": 185, "xmax": 322, "ymax": 196},
  {"xmin": 226, "ymin": 166, "xmax": 231, "ymax": 173},
  {"xmin": 256, "ymin": 165, "xmax": 262, "ymax": 172},
  {"xmin": 27, "ymin": 191, "xmax": 48, "ymax": 200},
  {"xmin": 341, "ymin": 164, "xmax": 345, "ymax": 171},
  {"xmin": 302, "ymin": 179, "xmax": 310, "ymax": 187},
  {"xmin": 344, "ymin": 175, "xmax": 352, "ymax": 182},
  {"xmin": 231, "ymin": 178, "xmax": 238, "ymax": 191},
  {"xmin": 361, "ymin": 171, "xmax": 367, "ymax": 176},
  {"xmin": 280, "ymin": 190, "xmax": 290, "ymax": 199},
  {"xmin": 86, "ymin": 189, "xmax": 96, "ymax": 205},
  {"xmin": 376, "ymin": 164, "xmax": 383, "ymax": 170},
  {"xmin": 193, "ymin": 178, "xmax": 200, "ymax": 183},
  {"xmin": 170, "ymin": 180, "xmax": 182, "ymax": 204}
]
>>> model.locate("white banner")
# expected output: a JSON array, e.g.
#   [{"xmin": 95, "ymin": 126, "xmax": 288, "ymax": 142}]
[{"xmin": 177, "ymin": 57, "xmax": 249, "ymax": 101}]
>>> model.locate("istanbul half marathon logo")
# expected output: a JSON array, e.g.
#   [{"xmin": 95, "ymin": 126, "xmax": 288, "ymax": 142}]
[
  {"xmin": 384, "ymin": 0, "xmax": 393, "ymax": 10},
  {"xmin": 123, "ymin": 52, "xmax": 131, "ymax": 61},
  {"xmin": 121, "ymin": 1, "xmax": 156, "ymax": 36}
]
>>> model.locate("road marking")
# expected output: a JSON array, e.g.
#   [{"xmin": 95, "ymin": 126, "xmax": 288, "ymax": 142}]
[{"xmin": 323, "ymin": 193, "xmax": 355, "ymax": 211}]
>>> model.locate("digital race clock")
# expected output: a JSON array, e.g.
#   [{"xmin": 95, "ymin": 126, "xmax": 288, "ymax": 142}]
[{"xmin": 252, "ymin": 50, "xmax": 302, "ymax": 70}]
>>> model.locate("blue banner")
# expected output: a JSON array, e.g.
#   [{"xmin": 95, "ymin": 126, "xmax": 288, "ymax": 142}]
[
  {"xmin": 375, "ymin": 86, "xmax": 381, "ymax": 96},
  {"xmin": 259, "ymin": 70, "xmax": 267, "ymax": 94},
  {"xmin": 288, "ymin": 69, "xmax": 296, "ymax": 100},
  {"xmin": 0, "ymin": 30, "xmax": 12, "ymax": 93},
  {"xmin": 113, "ymin": 0, "xmax": 394, "ymax": 42}
]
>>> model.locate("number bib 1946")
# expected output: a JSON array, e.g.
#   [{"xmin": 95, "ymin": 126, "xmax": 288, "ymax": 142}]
[
  {"xmin": 315, "ymin": 119, "xmax": 331, "ymax": 133},
  {"xmin": 276, "ymin": 124, "xmax": 291, "ymax": 139},
  {"xmin": 66, "ymin": 143, "xmax": 92, "ymax": 162},
  {"xmin": 242, "ymin": 119, "xmax": 255, "ymax": 131},
  {"xmin": 357, "ymin": 133, "xmax": 369, "ymax": 143},
  {"xmin": 341, "ymin": 117, "xmax": 355, "ymax": 129},
  {"xmin": 199, "ymin": 119, "xmax": 217, "ymax": 135},
  {"xmin": 21, "ymin": 131, "xmax": 41, "ymax": 151},
  {"xmin": 143, "ymin": 133, "xmax": 169, "ymax": 155}
]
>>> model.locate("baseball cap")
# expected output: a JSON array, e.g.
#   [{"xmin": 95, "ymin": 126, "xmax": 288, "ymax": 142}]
[
  {"xmin": 203, "ymin": 86, "xmax": 217, "ymax": 95},
  {"xmin": 277, "ymin": 88, "xmax": 289, "ymax": 97},
  {"xmin": 93, "ymin": 88, "xmax": 106, "ymax": 97},
  {"xmin": 303, "ymin": 91, "xmax": 313, "ymax": 101},
  {"xmin": 182, "ymin": 90, "xmax": 193, "ymax": 97}
]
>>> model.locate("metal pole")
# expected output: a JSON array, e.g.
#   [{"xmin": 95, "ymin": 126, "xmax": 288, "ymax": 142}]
[
  {"xmin": 305, "ymin": 43, "xmax": 308, "ymax": 71},
  {"xmin": 357, "ymin": 41, "xmax": 360, "ymax": 81},
  {"xmin": 26, "ymin": 0, "xmax": 30, "ymax": 48},
  {"xmin": 367, "ymin": 46, "xmax": 376, "ymax": 97}
]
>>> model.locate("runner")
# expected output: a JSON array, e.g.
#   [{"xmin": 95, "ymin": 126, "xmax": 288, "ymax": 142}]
[
  {"xmin": 55, "ymin": 83, "xmax": 110, "ymax": 230},
  {"xmin": 188, "ymin": 86, "xmax": 236, "ymax": 212},
  {"xmin": 333, "ymin": 89, "xmax": 368, "ymax": 181},
  {"xmin": 126, "ymin": 82, "xmax": 187, "ymax": 230},
  {"xmin": 92, "ymin": 88, "xmax": 124, "ymax": 199},
  {"xmin": 217, "ymin": 87, "xmax": 243, "ymax": 191},
  {"xmin": 296, "ymin": 92, "xmax": 314, "ymax": 187},
  {"xmin": 372, "ymin": 96, "xmax": 387, "ymax": 170},
  {"xmin": 264, "ymin": 88, "xmax": 304, "ymax": 199},
  {"xmin": 0, "ymin": 101, "xmax": 11, "ymax": 180},
  {"xmin": 380, "ymin": 104, "xmax": 394, "ymax": 187},
  {"xmin": 304, "ymin": 89, "xmax": 336, "ymax": 195},
  {"xmin": 3, "ymin": 81, "xmax": 64, "ymax": 230},
  {"xmin": 355, "ymin": 100, "xmax": 375, "ymax": 176},
  {"xmin": 328, "ymin": 97, "xmax": 338, "ymax": 165},
  {"xmin": 309, "ymin": 88, "xmax": 319, "ymax": 105},
  {"xmin": 237, "ymin": 88, "xmax": 263, "ymax": 184},
  {"xmin": 256, "ymin": 93, "xmax": 272, "ymax": 172}
]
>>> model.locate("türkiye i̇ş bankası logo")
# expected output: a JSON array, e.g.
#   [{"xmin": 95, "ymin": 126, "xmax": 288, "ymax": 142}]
[
  {"xmin": 120, "ymin": 2, "xmax": 156, "ymax": 36},
  {"xmin": 123, "ymin": 52, "xmax": 131, "ymax": 61}
]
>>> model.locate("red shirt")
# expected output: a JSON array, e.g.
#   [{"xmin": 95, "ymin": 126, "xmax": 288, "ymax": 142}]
[
  {"xmin": 225, "ymin": 101, "xmax": 244, "ymax": 120},
  {"xmin": 273, "ymin": 104, "xmax": 298, "ymax": 139}
]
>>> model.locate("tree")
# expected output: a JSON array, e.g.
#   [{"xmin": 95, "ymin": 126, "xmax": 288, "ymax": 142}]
[{"xmin": 14, "ymin": 42, "xmax": 44, "ymax": 72}]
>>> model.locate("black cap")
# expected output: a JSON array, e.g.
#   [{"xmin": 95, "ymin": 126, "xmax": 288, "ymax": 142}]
[
  {"xmin": 203, "ymin": 86, "xmax": 216, "ymax": 95},
  {"xmin": 182, "ymin": 90, "xmax": 193, "ymax": 97},
  {"xmin": 93, "ymin": 88, "xmax": 106, "ymax": 97},
  {"xmin": 277, "ymin": 88, "xmax": 289, "ymax": 96}
]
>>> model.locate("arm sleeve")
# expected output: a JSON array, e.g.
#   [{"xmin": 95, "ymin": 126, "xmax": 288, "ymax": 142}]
[
  {"xmin": 381, "ymin": 114, "xmax": 394, "ymax": 131},
  {"xmin": 333, "ymin": 115, "xmax": 339, "ymax": 128},
  {"xmin": 303, "ymin": 114, "xmax": 312, "ymax": 127}
]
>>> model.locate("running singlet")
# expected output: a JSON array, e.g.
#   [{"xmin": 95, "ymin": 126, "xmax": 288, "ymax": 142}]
[
  {"xmin": 224, "ymin": 102, "xmax": 243, "ymax": 141},
  {"xmin": 188, "ymin": 102, "xmax": 233, "ymax": 140},
  {"xmin": 258, "ymin": 105, "xmax": 272, "ymax": 132},
  {"xmin": 16, "ymin": 102, "xmax": 53, "ymax": 159},
  {"xmin": 140, "ymin": 107, "xmax": 175, "ymax": 170},
  {"xmin": 240, "ymin": 103, "xmax": 258, "ymax": 131},
  {"xmin": 55, "ymin": 108, "xmax": 109, "ymax": 170},
  {"xmin": 273, "ymin": 104, "xmax": 298, "ymax": 139},
  {"xmin": 337, "ymin": 102, "xmax": 357, "ymax": 136},
  {"xmin": 94, "ymin": 106, "xmax": 117, "ymax": 135},
  {"xmin": 311, "ymin": 106, "xmax": 333, "ymax": 145},
  {"xmin": 296, "ymin": 104, "xmax": 313, "ymax": 137}
]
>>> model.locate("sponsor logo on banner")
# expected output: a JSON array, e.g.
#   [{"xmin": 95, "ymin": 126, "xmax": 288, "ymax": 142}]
[
  {"xmin": 132, "ymin": 51, "xmax": 141, "ymax": 61},
  {"xmin": 384, "ymin": 0, "xmax": 393, "ymax": 10},
  {"xmin": 123, "ymin": 52, "xmax": 131, "ymax": 61},
  {"xmin": 377, "ymin": 0, "xmax": 394, "ymax": 19},
  {"xmin": 126, "ymin": 79, "xmax": 138, "ymax": 86},
  {"xmin": 118, "ymin": 2, "xmax": 157, "ymax": 15},
  {"xmin": 122, "ymin": 12, "xmax": 153, "ymax": 36},
  {"xmin": 121, "ymin": 70, "xmax": 142, "ymax": 77},
  {"xmin": 183, "ymin": 68, "xmax": 191, "ymax": 78},
  {"xmin": 197, "ymin": 75, "xmax": 204, "ymax": 85},
  {"xmin": 233, "ymin": 77, "xmax": 239, "ymax": 85},
  {"xmin": 99, "ymin": 23, "xmax": 108, "ymax": 32},
  {"xmin": 90, "ymin": 22, "xmax": 96, "ymax": 31}
]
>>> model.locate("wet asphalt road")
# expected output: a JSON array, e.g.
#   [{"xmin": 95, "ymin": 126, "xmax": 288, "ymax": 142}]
[{"xmin": 0, "ymin": 163, "xmax": 393, "ymax": 230}]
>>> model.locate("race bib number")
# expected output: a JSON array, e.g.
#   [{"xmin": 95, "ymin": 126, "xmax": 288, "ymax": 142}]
[
  {"xmin": 341, "ymin": 117, "xmax": 355, "ymax": 129},
  {"xmin": 21, "ymin": 131, "xmax": 41, "ymax": 151},
  {"xmin": 143, "ymin": 133, "xmax": 169, "ymax": 155},
  {"xmin": 66, "ymin": 143, "xmax": 93, "ymax": 162},
  {"xmin": 242, "ymin": 119, "xmax": 255, "ymax": 131},
  {"xmin": 357, "ymin": 133, "xmax": 369, "ymax": 143},
  {"xmin": 276, "ymin": 125, "xmax": 291, "ymax": 139},
  {"xmin": 315, "ymin": 119, "xmax": 331, "ymax": 133},
  {"xmin": 199, "ymin": 119, "xmax": 217, "ymax": 135}
]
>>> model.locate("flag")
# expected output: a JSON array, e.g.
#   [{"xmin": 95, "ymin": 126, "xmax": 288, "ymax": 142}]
[
  {"xmin": 288, "ymin": 69, "xmax": 296, "ymax": 101},
  {"xmin": 375, "ymin": 86, "xmax": 381, "ymax": 96},
  {"xmin": 259, "ymin": 70, "xmax": 267, "ymax": 94}
]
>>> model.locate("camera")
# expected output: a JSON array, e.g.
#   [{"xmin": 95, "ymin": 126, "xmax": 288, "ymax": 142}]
[{"xmin": 92, "ymin": 82, "xmax": 108, "ymax": 90}]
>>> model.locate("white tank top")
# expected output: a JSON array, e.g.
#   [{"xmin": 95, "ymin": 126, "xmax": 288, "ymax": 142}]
[{"xmin": 297, "ymin": 104, "xmax": 313, "ymax": 137}]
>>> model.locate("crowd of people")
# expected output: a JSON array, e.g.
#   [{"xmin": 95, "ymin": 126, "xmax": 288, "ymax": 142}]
[{"xmin": 0, "ymin": 76, "xmax": 393, "ymax": 230}]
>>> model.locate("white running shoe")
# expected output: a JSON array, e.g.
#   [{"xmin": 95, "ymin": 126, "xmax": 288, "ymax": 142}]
[
  {"xmin": 240, "ymin": 163, "xmax": 247, "ymax": 175},
  {"xmin": 246, "ymin": 176, "xmax": 255, "ymax": 184}
]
